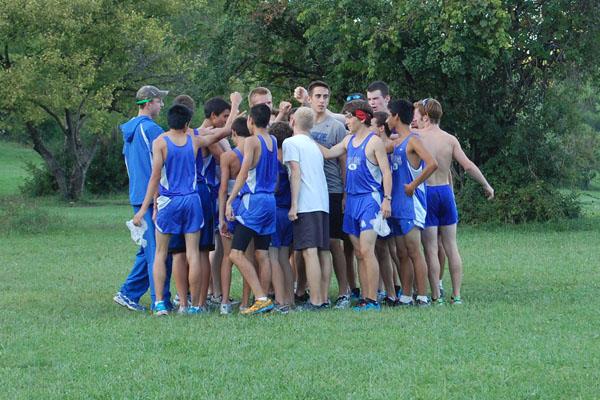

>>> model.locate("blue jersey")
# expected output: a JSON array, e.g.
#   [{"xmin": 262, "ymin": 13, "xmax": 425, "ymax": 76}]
[
  {"xmin": 390, "ymin": 133, "xmax": 426, "ymax": 223},
  {"xmin": 240, "ymin": 135, "xmax": 278, "ymax": 195},
  {"xmin": 345, "ymin": 132, "xmax": 382, "ymax": 196},
  {"xmin": 159, "ymin": 135, "xmax": 197, "ymax": 197},
  {"xmin": 121, "ymin": 116, "xmax": 164, "ymax": 205},
  {"xmin": 275, "ymin": 160, "xmax": 291, "ymax": 208}
]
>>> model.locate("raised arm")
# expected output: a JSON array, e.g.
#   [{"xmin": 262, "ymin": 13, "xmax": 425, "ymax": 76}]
[
  {"xmin": 274, "ymin": 101, "xmax": 292, "ymax": 123},
  {"xmin": 133, "ymin": 137, "xmax": 165, "ymax": 225},
  {"xmin": 226, "ymin": 137, "xmax": 257, "ymax": 219},
  {"xmin": 404, "ymin": 136, "xmax": 438, "ymax": 196},
  {"xmin": 372, "ymin": 138, "xmax": 392, "ymax": 218},
  {"xmin": 451, "ymin": 136, "xmax": 494, "ymax": 199}
]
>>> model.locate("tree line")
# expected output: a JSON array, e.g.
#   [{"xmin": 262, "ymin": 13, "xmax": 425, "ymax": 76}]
[{"xmin": 1, "ymin": 0, "xmax": 598, "ymax": 222}]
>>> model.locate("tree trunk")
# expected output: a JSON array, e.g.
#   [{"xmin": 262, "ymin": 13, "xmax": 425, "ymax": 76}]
[
  {"xmin": 25, "ymin": 122, "xmax": 68, "ymax": 196},
  {"xmin": 26, "ymin": 108, "xmax": 99, "ymax": 201}
]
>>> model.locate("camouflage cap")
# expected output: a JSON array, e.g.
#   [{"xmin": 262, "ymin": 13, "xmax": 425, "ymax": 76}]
[{"xmin": 136, "ymin": 85, "xmax": 169, "ymax": 104}]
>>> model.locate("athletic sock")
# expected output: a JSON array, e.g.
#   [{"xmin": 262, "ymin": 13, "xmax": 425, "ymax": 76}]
[
  {"xmin": 439, "ymin": 280, "xmax": 443, "ymax": 288},
  {"xmin": 416, "ymin": 295, "xmax": 429, "ymax": 303},
  {"xmin": 257, "ymin": 296, "xmax": 268, "ymax": 302}
]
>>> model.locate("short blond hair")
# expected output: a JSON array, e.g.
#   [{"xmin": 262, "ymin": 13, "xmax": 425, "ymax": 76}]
[
  {"xmin": 414, "ymin": 98, "xmax": 443, "ymax": 124},
  {"xmin": 293, "ymin": 107, "xmax": 315, "ymax": 131},
  {"xmin": 248, "ymin": 87, "xmax": 271, "ymax": 107}
]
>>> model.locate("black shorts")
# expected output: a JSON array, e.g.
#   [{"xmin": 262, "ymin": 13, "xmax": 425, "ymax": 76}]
[
  {"xmin": 231, "ymin": 223, "xmax": 271, "ymax": 251},
  {"xmin": 293, "ymin": 211, "xmax": 330, "ymax": 251},
  {"xmin": 329, "ymin": 193, "xmax": 344, "ymax": 240}
]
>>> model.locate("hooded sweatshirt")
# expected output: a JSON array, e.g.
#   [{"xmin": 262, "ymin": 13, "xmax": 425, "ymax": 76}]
[{"xmin": 121, "ymin": 115, "xmax": 164, "ymax": 205}]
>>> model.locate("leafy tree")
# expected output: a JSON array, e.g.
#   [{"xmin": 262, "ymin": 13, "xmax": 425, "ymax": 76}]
[{"xmin": 0, "ymin": 0, "xmax": 186, "ymax": 200}]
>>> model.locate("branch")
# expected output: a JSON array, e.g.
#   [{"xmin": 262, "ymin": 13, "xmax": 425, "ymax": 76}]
[{"xmin": 31, "ymin": 100, "xmax": 67, "ymax": 135}]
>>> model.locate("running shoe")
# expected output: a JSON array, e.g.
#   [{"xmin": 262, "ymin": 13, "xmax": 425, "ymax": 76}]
[
  {"xmin": 240, "ymin": 299, "xmax": 274, "ymax": 315},
  {"xmin": 451, "ymin": 296, "xmax": 463, "ymax": 305},
  {"xmin": 383, "ymin": 296, "xmax": 400, "ymax": 307},
  {"xmin": 377, "ymin": 290, "xmax": 386, "ymax": 303},
  {"xmin": 298, "ymin": 302, "xmax": 322, "ymax": 312},
  {"xmin": 274, "ymin": 304, "xmax": 291, "ymax": 314},
  {"xmin": 153, "ymin": 300, "xmax": 169, "ymax": 316},
  {"xmin": 294, "ymin": 291, "xmax": 310, "ymax": 305},
  {"xmin": 334, "ymin": 295, "xmax": 351, "ymax": 309},
  {"xmin": 177, "ymin": 306, "xmax": 188, "ymax": 314},
  {"xmin": 353, "ymin": 300, "xmax": 381, "ymax": 312},
  {"xmin": 187, "ymin": 305, "xmax": 208, "ymax": 315},
  {"xmin": 415, "ymin": 298, "xmax": 431, "ymax": 307},
  {"xmin": 433, "ymin": 297, "xmax": 446, "ymax": 306},
  {"xmin": 220, "ymin": 303, "xmax": 233, "ymax": 315},
  {"xmin": 350, "ymin": 288, "xmax": 361, "ymax": 301},
  {"xmin": 398, "ymin": 299, "xmax": 414, "ymax": 307},
  {"xmin": 113, "ymin": 292, "xmax": 147, "ymax": 312}
]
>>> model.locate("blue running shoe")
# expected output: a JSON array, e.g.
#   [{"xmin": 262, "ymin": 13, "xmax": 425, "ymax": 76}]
[
  {"xmin": 153, "ymin": 301, "xmax": 169, "ymax": 316},
  {"xmin": 353, "ymin": 300, "xmax": 381, "ymax": 311},
  {"xmin": 187, "ymin": 306, "xmax": 208, "ymax": 315},
  {"xmin": 113, "ymin": 292, "xmax": 147, "ymax": 312}
]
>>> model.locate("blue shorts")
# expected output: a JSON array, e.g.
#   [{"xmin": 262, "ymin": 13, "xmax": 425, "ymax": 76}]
[
  {"xmin": 271, "ymin": 207, "xmax": 293, "ymax": 248},
  {"xmin": 425, "ymin": 185, "xmax": 459, "ymax": 227},
  {"xmin": 156, "ymin": 193, "xmax": 203, "ymax": 235},
  {"xmin": 235, "ymin": 193, "xmax": 276, "ymax": 235},
  {"xmin": 343, "ymin": 192, "xmax": 381, "ymax": 237},
  {"xmin": 389, "ymin": 217, "xmax": 423, "ymax": 236},
  {"xmin": 168, "ymin": 183, "xmax": 214, "ymax": 252}
]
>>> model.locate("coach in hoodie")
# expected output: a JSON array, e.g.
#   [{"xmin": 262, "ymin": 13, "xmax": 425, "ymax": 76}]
[{"xmin": 114, "ymin": 85, "xmax": 173, "ymax": 311}]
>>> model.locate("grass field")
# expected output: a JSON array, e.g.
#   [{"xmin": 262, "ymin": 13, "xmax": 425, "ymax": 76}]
[{"xmin": 1, "ymin": 141, "xmax": 599, "ymax": 399}]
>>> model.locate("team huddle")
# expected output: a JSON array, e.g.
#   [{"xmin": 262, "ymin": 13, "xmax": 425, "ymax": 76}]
[{"xmin": 114, "ymin": 81, "xmax": 494, "ymax": 316}]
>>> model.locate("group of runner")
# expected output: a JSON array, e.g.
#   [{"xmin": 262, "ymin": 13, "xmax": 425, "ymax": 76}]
[{"xmin": 114, "ymin": 80, "xmax": 494, "ymax": 315}]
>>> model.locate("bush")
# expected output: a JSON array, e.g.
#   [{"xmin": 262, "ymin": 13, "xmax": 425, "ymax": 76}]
[
  {"xmin": 457, "ymin": 179, "xmax": 580, "ymax": 224},
  {"xmin": 20, "ymin": 129, "xmax": 128, "ymax": 197},
  {"xmin": 19, "ymin": 161, "xmax": 58, "ymax": 197},
  {"xmin": 85, "ymin": 130, "xmax": 128, "ymax": 194}
]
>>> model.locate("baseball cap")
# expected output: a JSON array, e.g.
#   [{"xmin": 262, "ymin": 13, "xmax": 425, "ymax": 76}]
[{"xmin": 136, "ymin": 85, "xmax": 169, "ymax": 104}]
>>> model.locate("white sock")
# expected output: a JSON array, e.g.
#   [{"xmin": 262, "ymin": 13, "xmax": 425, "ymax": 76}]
[
  {"xmin": 416, "ymin": 295, "xmax": 429, "ymax": 303},
  {"xmin": 257, "ymin": 296, "xmax": 267, "ymax": 301},
  {"xmin": 439, "ymin": 280, "xmax": 444, "ymax": 288}
]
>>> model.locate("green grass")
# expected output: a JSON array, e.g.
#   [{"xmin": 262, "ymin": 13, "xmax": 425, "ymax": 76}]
[
  {"xmin": 0, "ymin": 140, "xmax": 41, "ymax": 196},
  {"xmin": 1, "ymin": 141, "xmax": 600, "ymax": 398}
]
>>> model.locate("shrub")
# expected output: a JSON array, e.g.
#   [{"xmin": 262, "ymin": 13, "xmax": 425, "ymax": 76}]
[{"xmin": 457, "ymin": 179, "xmax": 580, "ymax": 224}]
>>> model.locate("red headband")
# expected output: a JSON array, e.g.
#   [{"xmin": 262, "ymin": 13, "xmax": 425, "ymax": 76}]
[{"xmin": 354, "ymin": 109, "xmax": 369, "ymax": 123}]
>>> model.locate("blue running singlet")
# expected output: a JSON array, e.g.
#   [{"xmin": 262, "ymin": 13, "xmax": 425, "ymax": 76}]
[
  {"xmin": 240, "ymin": 135, "xmax": 278, "ymax": 195},
  {"xmin": 345, "ymin": 132, "xmax": 383, "ymax": 195},
  {"xmin": 390, "ymin": 133, "xmax": 426, "ymax": 227},
  {"xmin": 159, "ymin": 135, "xmax": 197, "ymax": 197}
]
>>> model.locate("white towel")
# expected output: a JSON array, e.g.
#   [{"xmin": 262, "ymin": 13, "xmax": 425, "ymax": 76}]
[
  {"xmin": 126, "ymin": 219, "xmax": 148, "ymax": 248},
  {"xmin": 370, "ymin": 212, "xmax": 391, "ymax": 237}
]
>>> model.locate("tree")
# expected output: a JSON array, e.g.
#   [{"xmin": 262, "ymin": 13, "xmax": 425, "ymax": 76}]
[{"xmin": 0, "ymin": 0, "xmax": 187, "ymax": 200}]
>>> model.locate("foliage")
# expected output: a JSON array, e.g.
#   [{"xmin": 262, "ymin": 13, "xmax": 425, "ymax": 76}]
[
  {"xmin": 1, "ymin": 0, "xmax": 599, "ymax": 221},
  {"xmin": 0, "ymin": 0, "xmax": 188, "ymax": 200},
  {"xmin": 457, "ymin": 178, "xmax": 580, "ymax": 224}
]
